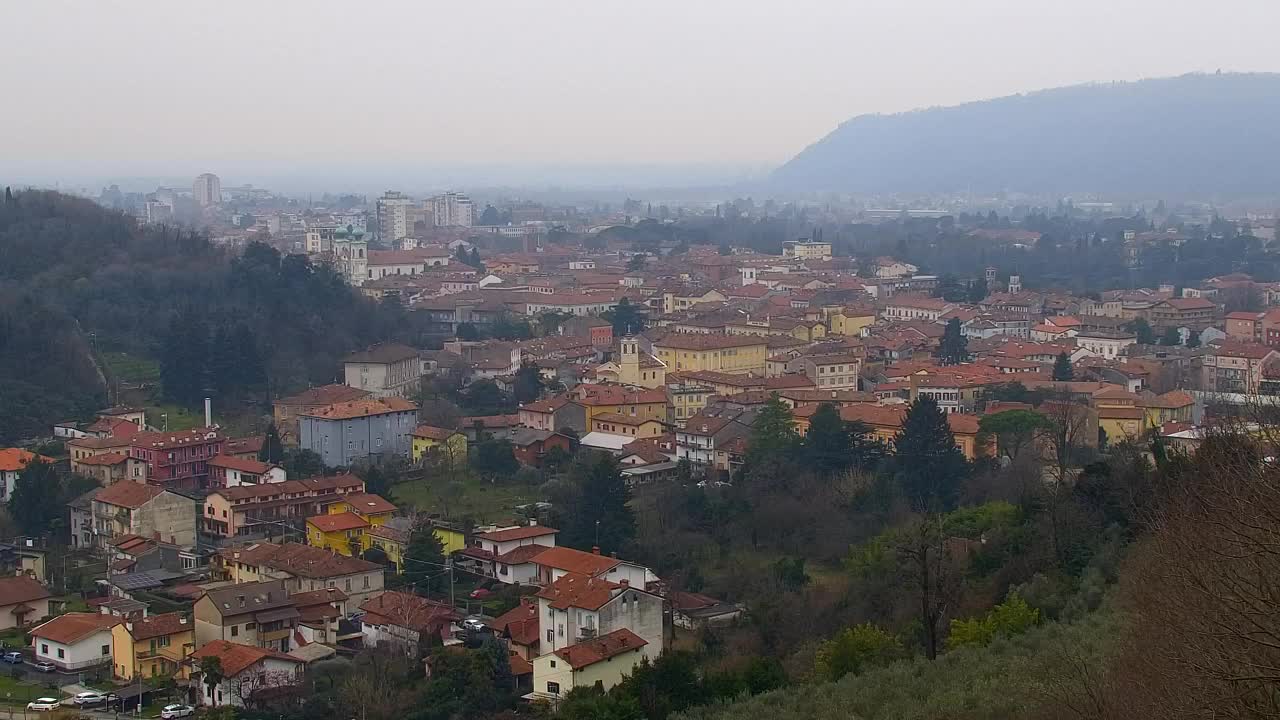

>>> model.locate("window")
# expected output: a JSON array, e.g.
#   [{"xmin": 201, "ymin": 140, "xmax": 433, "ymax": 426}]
[
  {"xmin": 245, "ymin": 623, "xmax": 256, "ymax": 630},
  {"xmin": 546, "ymin": 629, "xmax": 554, "ymax": 643},
  {"xmin": 557, "ymin": 623, "xmax": 564, "ymax": 637},
  {"xmin": 57, "ymin": 648, "xmax": 64, "ymax": 659},
  {"xmin": 547, "ymin": 682, "xmax": 561, "ymax": 695},
  {"xmin": 40, "ymin": 644, "xmax": 48, "ymax": 655},
  {"xmin": 102, "ymin": 644, "xmax": 110, "ymax": 656},
  {"xmin": 345, "ymin": 578, "xmax": 352, "ymax": 592},
  {"xmin": 550, "ymin": 660, "xmax": 557, "ymax": 668},
  {"xmin": 363, "ymin": 575, "xmax": 370, "ymax": 589},
  {"xmin": 230, "ymin": 625, "xmax": 239, "ymax": 637}
]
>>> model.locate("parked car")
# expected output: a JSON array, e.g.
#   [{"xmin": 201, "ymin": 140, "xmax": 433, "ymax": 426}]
[
  {"xmin": 73, "ymin": 691, "xmax": 109, "ymax": 706},
  {"xmin": 27, "ymin": 698, "xmax": 61, "ymax": 711},
  {"xmin": 469, "ymin": 588, "xmax": 493, "ymax": 599},
  {"xmin": 461, "ymin": 617, "xmax": 487, "ymax": 632},
  {"xmin": 160, "ymin": 704, "xmax": 195, "ymax": 719},
  {"xmin": 33, "ymin": 660, "xmax": 56, "ymax": 672},
  {"xmin": 2, "ymin": 651, "xmax": 22, "ymax": 663}
]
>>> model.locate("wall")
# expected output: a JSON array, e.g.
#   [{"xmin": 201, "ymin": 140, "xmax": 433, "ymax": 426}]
[
  {"xmin": 134, "ymin": 492, "xmax": 198, "ymax": 547},
  {"xmin": 35, "ymin": 630, "xmax": 113, "ymax": 671}
]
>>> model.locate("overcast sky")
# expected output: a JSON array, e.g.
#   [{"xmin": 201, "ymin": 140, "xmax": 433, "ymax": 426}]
[{"xmin": 5, "ymin": 0, "xmax": 1280, "ymax": 189}]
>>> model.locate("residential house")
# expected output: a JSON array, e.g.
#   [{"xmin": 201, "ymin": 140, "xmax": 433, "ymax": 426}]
[
  {"xmin": 1147, "ymin": 297, "xmax": 1217, "ymax": 331},
  {"xmin": 529, "ymin": 628, "xmax": 648, "ymax": 700},
  {"xmin": 1139, "ymin": 390, "xmax": 1195, "ymax": 427},
  {"xmin": 215, "ymin": 542, "xmax": 385, "ymax": 607},
  {"xmin": 572, "ymin": 385, "xmax": 671, "ymax": 426},
  {"xmin": 1201, "ymin": 342, "xmax": 1280, "ymax": 394},
  {"xmin": 667, "ymin": 383, "xmax": 715, "ymax": 425},
  {"xmin": 0, "ymin": 449, "xmax": 52, "ymax": 502},
  {"xmin": 30, "ymin": 612, "xmax": 119, "ymax": 671},
  {"xmin": 1075, "ymin": 331, "xmax": 1137, "ymax": 360},
  {"xmin": 306, "ymin": 514, "xmax": 369, "ymax": 558},
  {"xmin": 127, "ymin": 428, "xmax": 227, "ymax": 488},
  {"xmin": 588, "ymin": 414, "xmax": 666, "ymax": 439},
  {"xmin": 457, "ymin": 524, "xmax": 558, "ymax": 584},
  {"xmin": 650, "ymin": 333, "xmax": 769, "ymax": 374},
  {"xmin": 529, "ymin": 546, "xmax": 652, "ymax": 588},
  {"xmin": 74, "ymin": 452, "xmax": 148, "ymax": 486},
  {"xmin": 510, "ymin": 429, "xmax": 575, "ymax": 467},
  {"xmin": 201, "ymin": 474, "xmax": 364, "ymax": 542},
  {"xmin": 111, "ymin": 612, "xmax": 195, "ymax": 681},
  {"xmin": 299, "ymin": 397, "xmax": 418, "ymax": 467},
  {"xmin": 364, "ymin": 517, "xmax": 410, "ymax": 571},
  {"xmin": 343, "ymin": 343, "xmax": 423, "ymax": 398},
  {"xmin": 359, "ymin": 591, "xmax": 460, "ymax": 655},
  {"xmin": 535, "ymin": 573, "xmax": 663, "ymax": 658},
  {"xmin": 188, "ymin": 640, "xmax": 304, "ymax": 708},
  {"xmin": 208, "ymin": 456, "xmax": 286, "ymax": 488},
  {"xmin": 410, "ymin": 425, "xmax": 468, "ymax": 464},
  {"xmin": 670, "ymin": 592, "xmax": 744, "ymax": 630},
  {"xmin": 518, "ymin": 397, "xmax": 588, "ymax": 434},
  {"xmin": 675, "ymin": 410, "xmax": 751, "ymax": 470},
  {"xmin": 272, "ymin": 385, "xmax": 372, "ymax": 446},
  {"xmin": 0, "ymin": 576, "xmax": 52, "ymax": 630},
  {"xmin": 89, "ymin": 482, "xmax": 197, "ymax": 549},
  {"xmin": 493, "ymin": 597, "xmax": 541, "ymax": 660},
  {"xmin": 800, "ymin": 355, "xmax": 861, "ymax": 390},
  {"xmin": 193, "ymin": 580, "xmax": 298, "ymax": 652},
  {"xmin": 881, "ymin": 296, "xmax": 953, "ymax": 322}
]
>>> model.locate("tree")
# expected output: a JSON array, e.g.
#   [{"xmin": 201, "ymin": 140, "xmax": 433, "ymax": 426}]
[
  {"xmin": 282, "ymin": 448, "xmax": 324, "ymax": 479},
  {"xmin": 471, "ymin": 439, "xmax": 518, "ymax": 479},
  {"xmin": 893, "ymin": 398, "xmax": 969, "ymax": 514},
  {"xmin": 455, "ymin": 322, "xmax": 481, "ymax": 341},
  {"xmin": 626, "ymin": 254, "xmax": 647, "ymax": 272},
  {"xmin": 199, "ymin": 656, "xmax": 225, "ymax": 700},
  {"xmin": 935, "ymin": 318, "xmax": 968, "ymax": 365},
  {"xmin": 478, "ymin": 205, "xmax": 501, "ymax": 226},
  {"xmin": 967, "ymin": 277, "xmax": 988, "ymax": 303},
  {"xmin": 814, "ymin": 623, "xmax": 904, "ymax": 681},
  {"xmin": 1185, "ymin": 329, "xmax": 1202, "ymax": 348},
  {"xmin": 608, "ymin": 297, "xmax": 646, "ymax": 336},
  {"xmin": 978, "ymin": 409, "xmax": 1050, "ymax": 462},
  {"xmin": 259, "ymin": 423, "xmax": 284, "ymax": 465},
  {"xmin": 8, "ymin": 460, "xmax": 62, "ymax": 537},
  {"xmin": 512, "ymin": 362, "xmax": 543, "ymax": 404},
  {"xmin": 469, "ymin": 248, "xmax": 483, "ymax": 269},
  {"xmin": 802, "ymin": 403, "xmax": 851, "ymax": 475},
  {"xmin": 402, "ymin": 518, "xmax": 447, "ymax": 595},
  {"xmin": 562, "ymin": 453, "xmax": 636, "ymax": 554},
  {"xmin": 744, "ymin": 395, "xmax": 798, "ymax": 484},
  {"xmin": 1158, "ymin": 326, "xmax": 1182, "ymax": 346},
  {"xmin": 1052, "ymin": 352, "xmax": 1074, "ymax": 381},
  {"xmin": 947, "ymin": 594, "xmax": 1040, "ymax": 649},
  {"xmin": 1127, "ymin": 317, "xmax": 1155, "ymax": 345},
  {"xmin": 457, "ymin": 380, "xmax": 514, "ymax": 415}
]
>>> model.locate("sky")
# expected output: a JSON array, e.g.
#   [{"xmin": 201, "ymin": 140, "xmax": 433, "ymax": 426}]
[{"xmin": 4, "ymin": 0, "xmax": 1280, "ymax": 190}]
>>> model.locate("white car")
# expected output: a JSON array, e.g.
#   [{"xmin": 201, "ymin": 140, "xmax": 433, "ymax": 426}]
[
  {"xmin": 27, "ymin": 697, "xmax": 61, "ymax": 711},
  {"xmin": 161, "ymin": 704, "xmax": 195, "ymax": 719},
  {"xmin": 462, "ymin": 617, "xmax": 486, "ymax": 632},
  {"xmin": 73, "ymin": 691, "xmax": 107, "ymax": 706}
]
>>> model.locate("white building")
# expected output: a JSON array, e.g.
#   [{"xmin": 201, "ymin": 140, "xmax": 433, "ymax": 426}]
[
  {"xmin": 1075, "ymin": 331, "xmax": 1138, "ymax": 360},
  {"xmin": 30, "ymin": 612, "xmax": 120, "ymax": 671},
  {"xmin": 430, "ymin": 192, "xmax": 474, "ymax": 228},
  {"xmin": 194, "ymin": 173, "xmax": 222, "ymax": 207},
  {"xmin": 190, "ymin": 640, "xmax": 304, "ymax": 708},
  {"xmin": 535, "ymin": 574, "xmax": 664, "ymax": 658},
  {"xmin": 377, "ymin": 191, "xmax": 414, "ymax": 243}
]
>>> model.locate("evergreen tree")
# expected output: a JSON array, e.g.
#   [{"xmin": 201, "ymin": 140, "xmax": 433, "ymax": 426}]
[
  {"xmin": 469, "ymin": 248, "xmax": 482, "ymax": 269},
  {"xmin": 1186, "ymin": 330, "xmax": 1202, "ymax": 348},
  {"xmin": 512, "ymin": 362, "xmax": 543, "ymax": 404},
  {"xmin": 1128, "ymin": 317, "xmax": 1156, "ymax": 345},
  {"xmin": 454, "ymin": 246, "xmax": 470, "ymax": 266},
  {"xmin": 1159, "ymin": 326, "xmax": 1183, "ymax": 346},
  {"xmin": 259, "ymin": 423, "xmax": 285, "ymax": 465},
  {"xmin": 231, "ymin": 324, "xmax": 266, "ymax": 391},
  {"xmin": 803, "ymin": 403, "xmax": 852, "ymax": 475},
  {"xmin": 8, "ymin": 459, "xmax": 61, "ymax": 537},
  {"xmin": 206, "ymin": 323, "xmax": 236, "ymax": 396},
  {"xmin": 935, "ymin": 318, "xmax": 968, "ymax": 365},
  {"xmin": 402, "ymin": 518, "xmax": 446, "ymax": 595},
  {"xmin": 746, "ymin": 394, "xmax": 798, "ymax": 474},
  {"xmin": 478, "ymin": 204, "xmax": 501, "ymax": 226},
  {"xmin": 608, "ymin": 298, "xmax": 646, "ymax": 336},
  {"xmin": 564, "ymin": 453, "xmax": 636, "ymax": 554},
  {"xmin": 893, "ymin": 398, "xmax": 969, "ymax": 513},
  {"xmin": 470, "ymin": 439, "xmax": 519, "ymax": 479},
  {"xmin": 968, "ymin": 277, "xmax": 988, "ymax": 303},
  {"xmin": 1052, "ymin": 352, "xmax": 1074, "ymax": 381}
]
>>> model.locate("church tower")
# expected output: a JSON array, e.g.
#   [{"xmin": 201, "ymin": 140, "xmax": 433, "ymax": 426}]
[
  {"xmin": 618, "ymin": 335, "xmax": 640, "ymax": 386},
  {"xmin": 1008, "ymin": 274, "xmax": 1022, "ymax": 294}
]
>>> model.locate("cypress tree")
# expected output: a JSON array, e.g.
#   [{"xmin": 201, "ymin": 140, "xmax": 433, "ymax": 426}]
[{"xmin": 893, "ymin": 397, "xmax": 969, "ymax": 513}]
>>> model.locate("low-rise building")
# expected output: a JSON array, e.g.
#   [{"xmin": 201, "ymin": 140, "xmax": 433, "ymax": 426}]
[
  {"xmin": 188, "ymin": 640, "xmax": 304, "ymax": 708},
  {"xmin": 298, "ymin": 397, "xmax": 418, "ymax": 467},
  {"xmin": 535, "ymin": 573, "xmax": 663, "ymax": 658},
  {"xmin": 89, "ymin": 482, "xmax": 197, "ymax": 549},
  {"xmin": 410, "ymin": 425, "xmax": 468, "ymax": 464},
  {"xmin": 529, "ymin": 628, "xmax": 648, "ymax": 700},
  {"xmin": 208, "ymin": 456, "xmax": 286, "ymax": 488},
  {"xmin": 0, "ymin": 450, "xmax": 53, "ymax": 502},
  {"xmin": 343, "ymin": 343, "xmax": 423, "ymax": 399},
  {"xmin": 30, "ymin": 612, "xmax": 119, "ymax": 671},
  {"xmin": 193, "ymin": 580, "xmax": 297, "ymax": 652},
  {"xmin": 359, "ymin": 591, "xmax": 460, "ymax": 655},
  {"xmin": 201, "ymin": 474, "xmax": 364, "ymax": 541},
  {"xmin": 0, "ymin": 576, "xmax": 52, "ymax": 630},
  {"xmin": 272, "ymin": 385, "xmax": 372, "ymax": 446},
  {"xmin": 111, "ymin": 612, "xmax": 195, "ymax": 681},
  {"xmin": 216, "ymin": 542, "xmax": 385, "ymax": 608}
]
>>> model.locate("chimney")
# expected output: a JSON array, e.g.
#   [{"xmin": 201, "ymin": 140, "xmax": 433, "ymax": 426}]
[
  {"xmin": 610, "ymin": 551, "xmax": 618, "ymax": 559},
  {"xmin": 592, "ymin": 546, "xmax": 600, "ymax": 555},
  {"xmin": 204, "ymin": 397, "xmax": 212, "ymax": 428},
  {"xmin": 528, "ymin": 519, "xmax": 537, "ymax": 527},
  {"xmin": 179, "ymin": 618, "xmax": 188, "ymax": 625},
  {"xmin": 619, "ymin": 579, "xmax": 629, "ymax": 587},
  {"xmin": 125, "ymin": 621, "xmax": 133, "ymax": 632}
]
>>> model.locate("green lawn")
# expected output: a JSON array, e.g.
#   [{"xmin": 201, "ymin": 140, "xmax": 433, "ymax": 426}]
[
  {"xmin": 101, "ymin": 351, "xmax": 161, "ymax": 386},
  {"xmin": 52, "ymin": 595, "xmax": 90, "ymax": 614},
  {"xmin": 391, "ymin": 476, "xmax": 540, "ymax": 523},
  {"xmin": 146, "ymin": 404, "xmax": 205, "ymax": 432}
]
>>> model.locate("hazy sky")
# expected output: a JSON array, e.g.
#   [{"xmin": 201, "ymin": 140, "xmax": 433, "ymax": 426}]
[{"xmin": 5, "ymin": 0, "xmax": 1280, "ymax": 188}]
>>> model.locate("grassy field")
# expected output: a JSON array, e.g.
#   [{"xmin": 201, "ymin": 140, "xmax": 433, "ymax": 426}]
[
  {"xmin": 100, "ymin": 351, "xmax": 160, "ymax": 386},
  {"xmin": 391, "ymin": 476, "xmax": 540, "ymax": 522}
]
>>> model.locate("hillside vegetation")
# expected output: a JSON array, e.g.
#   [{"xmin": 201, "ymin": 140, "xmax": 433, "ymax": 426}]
[{"xmin": 771, "ymin": 73, "xmax": 1280, "ymax": 195}]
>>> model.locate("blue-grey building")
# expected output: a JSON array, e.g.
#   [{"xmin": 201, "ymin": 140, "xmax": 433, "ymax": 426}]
[{"xmin": 298, "ymin": 397, "xmax": 418, "ymax": 467}]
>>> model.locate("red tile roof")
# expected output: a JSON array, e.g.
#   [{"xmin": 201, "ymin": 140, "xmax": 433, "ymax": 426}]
[
  {"xmin": 306, "ymin": 513, "xmax": 369, "ymax": 533},
  {"xmin": 31, "ymin": 612, "xmax": 120, "ymax": 644},
  {"xmin": 476, "ymin": 525, "xmax": 559, "ymax": 543},
  {"xmin": 536, "ymin": 572, "xmax": 622, "ymax": 611},
  {"xmin": 358, "ymin": 591, "xmax": 459, "ymax": 632},
  {"xmin": 74, "ymin": 452, "xmax": 130, "ymax": 466},
  {"xmin": 190, "ymin": 640, "xmax": 301, "ymax": 676},
  {"xmin": 302, "ymin": 397, "xmax": 417, "ymax": 420},
  {"xmin": 553, "ymin": 628, "xmax": 647, "ymax": 669},
  {"xmin": 0, "ymin": 576, "xmax": 51, "ymax": 608},
  {"xmin": 209, "ymin": 455, "xmax": 276, "ymax": 474},
  {"xmin": 276, "ymin": 385, "xmax": 372, "ymax": 408},
  {"xmin": 530, "ymin": 547, "xmax": 620, "ymax": 577},
  {"xmin": 0, "ymin": 449, "xmax": 52, "ymax": 472},
  {"xmin": 341, "ymin": 493, "xmax": 397, "ymax": 515},
  {"xmin": 94, "ymin": 482, "xmax": 164, "ymax": 509},
  {"xmin": 124, "ymin": 612, "xmax": 192, "ymax": 641},
  {"xmin": 411, "ymin": 425, "xmax": 460, "ymax": 441}
]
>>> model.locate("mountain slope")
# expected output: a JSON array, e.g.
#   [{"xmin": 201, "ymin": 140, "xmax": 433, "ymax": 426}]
[{"xmin": 770, "ymin": 73, "xmax": 1280, "ymax": 195}]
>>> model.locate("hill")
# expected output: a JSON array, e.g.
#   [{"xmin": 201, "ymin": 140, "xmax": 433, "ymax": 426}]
[{"xmin": 770, "ymin": 73, "xmax": 1280, "ymax": 196}]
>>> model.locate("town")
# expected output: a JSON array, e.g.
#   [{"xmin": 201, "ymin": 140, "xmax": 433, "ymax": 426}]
[{"xmin": 1, "ymin": 173, "xmax": 1278, "ymax": 719}]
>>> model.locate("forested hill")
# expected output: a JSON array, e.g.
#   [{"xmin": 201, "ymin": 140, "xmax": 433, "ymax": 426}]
[
  {"xmin": 0, "ymin": 190, "xmax": 414, "ymax": 442},
  {"xmin": 770, "ymin": 72, "xmax": 1280, "ymax": 195}
]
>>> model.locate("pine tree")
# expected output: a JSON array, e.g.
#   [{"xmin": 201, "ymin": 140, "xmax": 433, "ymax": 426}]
[
  {"xmin": 8, "ymin": 458, "xmax": 61, "ymax": 536},
  {"xmin": 894, "ymin": 397, "xmax": 969, "ymax": 513},
  {"xmin": 469, "ymin": 248, "xmax": 482, "ymax": 268},
  {"xmin": 402, "ymin": 518, "xmax": 447, "ymax": 595},
  {"xmin": 565, "ymin": 453, "xmax": 635, "ymax": 554},
  {"xmin": 747, "ymin": 395, "xmax": 798, "ymax": 467},
  {"xmin": 935, "ymin": 318, "xmax": 969, "ymax": 366},
  {"xmin": 259, "ymin": 423, "xmax": 285, "ymax": 465},
  {"xmin": 804, "ymin": 403, "xmax": 852, "ymax": 475},
  {"xmin": 1052, "ymin": 352, "xmax": 1074, "ymax": 381}
]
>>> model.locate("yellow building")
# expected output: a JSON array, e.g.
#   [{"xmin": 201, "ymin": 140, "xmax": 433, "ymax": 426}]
[
  {"xmin": 590, "ymin": 414, "xmax": 666, "ymax": 438},
  {"xmin": 828, "ymin": 307, "xmax": 877, "ymax": 337},
  {"xmin": 1098, "ymin": 407, "xmax": 1146, "ymax": 442},
  {"xmin": 662, "ymin": 288, "xmax": 727, "ymax": 314},
  {"xmin": 328, "ymin": 493, "xmax": 397, "ymax": 527},
  {"xmin": 410, "ymin": 426, "xmax": 468, "ymax": 464},
  {"xmin": 1139, "ymin": 390, "xmax": 1194, "ymax": 427},
  {"xmin": 362, "ymin": 519, "xmax": 466, "ymax": 571},
  {"xmin": 592, "ymin": 337, "xmax": 667, "ymax": 389},
  {"xmin": 433, "ymin": 524, "xmax": 467, "ymax": 554},
  {"xmin": 111, "ymin": 612, "xmax": 195, "ymax": 681},
  {"xmin": 651, "ymin": 334, "xmax": 769, "ymax": 374},
  {"xmin": 530, "ymin": 629, "xmax": 648, "ymax": 700},
  {"xmin": 573, "ymin": 385, "xmax": 671, "ymax": 426},
  {"xmin": 307, "ymin": 513, "xmax": 370, "ymax": 556}
]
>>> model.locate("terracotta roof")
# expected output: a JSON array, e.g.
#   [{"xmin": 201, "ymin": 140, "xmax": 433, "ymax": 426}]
[
  {"xmin": 74, "ymin": 452, "xmax": 130, "ymax": 466},
  {"xmin": 209, "ymin": 455, "xmax": 277, "ymax": 474},
  {"xmin": 461, "ymin": 414, "xmax": 522, "ymax": 429},
  {"xmin": 31, "ymin": 612, "xmax": 120, "ymax": 644},
  {"xmin": 1160, "ymin": 298, "xmax": 1216, "ymax": 310},
  {"xmin": 343, "ymin": 343, "xmax": 420, "ymax": 364},
  {"xmin": 476, "ymin": 525, "xmax": 559, "ymax": 543},
  {"xmin": 276, "ymin": 385, "xmax": 372, "ymax": 408},
  {"xmin": 124, "ymin": 612, "xmax": 191, "ymax": 641},
  {"xmin": 553, "ymin": 628, "xmax": 647, "ymax": 669},
  {"xmin": 0, "ymin": 576, "xmax": 51, "ymax": 608},
  {"xmin": 1143, "ymin": 390, "xmax": 1194, "ymax": 409},
  {"xmin": 301, "ymin": 397, "xmax": 417, "ymax": 420},
  {"xmin": 358, "ymin": 591, "xmax": 459, "ymax": 632},
  {"xmin": 411, "ymin": 425, "xmax": 460, "ymax": 441},
  {"xmin": 492, "ymin": 599, "xmax": 540, "ymax": 646},
  {"xmin": 288, "ymin": 587, "xmax": 349, "ymax": 606},
  {"xmin": 94, "ymin": 482, "xmax": 164, "ymax": 509},
  {"xmin": 509, "ymin": 653, "xmax": 534, "ymax": 676},
  {"xmin": 496, "ymin": 544, "xmax": 552, "ymax": 565},
  {"xmin": 530, "ymin": 546, "xmax": 620, "ymax": 577},
  {"xmin": 575, "ymin": 385, "xmax": 669, "ymax": 407},
  {"xmin": 341, "ymin": 493, "xmax": 397, "ymax": 515},
  {"xmin": 0, "ymin": 449, "xmax": 52, "ymax": 472},
  {"xmin": 652, "ymin": 334, "xmax": 767, "ymax": 351},
  {"xmin": 213, "ymin": 474, "xmax": 363, "ymax": 503},
  {"xmin": 306, "ymin": 513, "xmax": 369, "ymax": 533},
  {"xmin": 535, "ymin": 572, "xmax": 623, "ymax": 611},
  {"xmin": 1209, "ymin": 342, "xmax": 1276, "ymax": 360},
  {"xmin": 190, "ymin": 640, "xmax": 301, "ymax": 676},
  {"xmin": 220, "ymin": 542, "xmax": 380, "ymax": 578}
]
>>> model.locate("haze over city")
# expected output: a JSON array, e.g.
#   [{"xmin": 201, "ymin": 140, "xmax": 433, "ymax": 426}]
[{"xmin": 7, "ymin": 0, "xmax": 1280, "ymax": 191}]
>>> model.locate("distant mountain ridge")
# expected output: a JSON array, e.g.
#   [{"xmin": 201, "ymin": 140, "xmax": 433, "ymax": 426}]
[{"xmin": 770, "ymin": 73, "xmax": 1280, "ymax": 196}]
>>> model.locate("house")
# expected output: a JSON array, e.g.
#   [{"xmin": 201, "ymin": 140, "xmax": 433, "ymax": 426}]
[
  {"xmin": 111, "ymin": 612, "xmax": 195, "ymax": 681},
  {"xmin": 571, "ymin": 385, "xmax": 671, "ymax": 427},
  {"xmin": 0, "ymin": 449, "xmax": 52, "ymax": 502},
  {"xmin": 800, "ymin": 355, "xmax": 861, "ymax": 390},
  {"xmin": 529, "ymin": 546, "xmax": 652, "ymax": 588},
  {"xmin": 343, "ymin": 343, "xmax": 423, "ymax": 398},
  {"xmin": 364, "ymin": 518, "xmax": 411, "ymax": 571},
  {"xmin": 670, "ymin": 591, "xmax": 743, "ymax": 630},
  {"xmin": 518, "ymin": 397, "xmax": 588, "ymax": 434},
  {"xmin": 589, "ymin": 414, "xmax": 666, "ymax": 439},
  {"xmin": 359, "ymin": 591, "xmax": 461, "ymax": 655},
  {"xmin": 73, "ymin": 452, "xmax": 148, "ymax": 486},
  {"xmin": 127, "ymin": 428, "xmax": 227, "ymax": 488},
  {"xmin": 193, "ymin": 580, "xmax": 298, "ymax": 652},
  {"xmin": 272, "ymin": 385, "xmax": 372, "ymax": 446},
  {"xmin": 1139, "ymin": 390, "xmax": 1195, "ymax": 427},
  {"xmin": 529, "ymin": 628, "xmax": 648, "ymax": 700},
  {"xmin": 215, "ymin": 542, "xmax": 385, "ymax": 607},
  {"xmin": 188, "ymin": 640, "xmax": 304, "ymax": 708},
  {"xmin": 222, "ymin": 435, "xmax": 266, "ymax": 461},
  {"xmin": 298, "ymin": 397, "xmax": 418, "ymax": 467},
  {"xmin": 456, "ymin": 524, "xmax": 559, "ymax": 584},
  {"xmin": 208, "ymin": 456, "xmax": 286, "ymax": 488},
  {"xmin": 89, "ymin": 482, "xmax": 198, "ymax": 549},
  {"xmin": 510, "ymin": 429, "xmax": 575, "ymax": 467},
  {"xmin": 460, "ymin": 414, "xmax": 522, "ymax": 441},
  {"xmin": 201, "ymin": 474, "xmax": 365, "ymax": 542},
  {"xmin": 492, "ymin": 597, "xmax": 541, "ymax": 660},
  {"xmin": 560, "ymin": 316, "xmax": 614, "ymax": 348},
  {"xmin": 1201, "ymin": 342, "xmax": 1280, "ymax": 394},
  {"xmin": 1147, "ymin": 297, "xmax": 1217, "ymax": 331},
  {"xmin": 410, "ymin": 425, "xmax": 468, "ymax": 464},
  {"xmin": 675, "ymin": 411, "xmax": 752, "ymax": 469},
  {"xmin": 30, "ymin": 612, "xmax": 120, "ymax": 671},
  {"xmin": 1075, "ymin": 331, "xmax": 1137, "ymax": 360},
  {"xmin": 306, "ymin": 514, "xmax": 369, "ymax": 558},
  {"xmin": 0, "ymin": 576, "xmax": 52, "ymax": 630},
  {"xmin": 650, "ymin": 333, "xmax": 769, "ymax": 374},
  {"xmin": 535, "ymin": 573, "xmax": 664, "ymax": 658}
]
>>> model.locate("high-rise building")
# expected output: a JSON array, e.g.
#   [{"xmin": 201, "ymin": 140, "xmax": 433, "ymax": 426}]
[
  {"xmin": 376, "ymin": 191, "xmax": 413, "ymax": 243},
  {"xmin": 193, "ymin": 173, "xmax": 221, "ymax": 206},
  {"xmin": 430, "ymin": 192, "xmax": 474, "ymax": 228}
]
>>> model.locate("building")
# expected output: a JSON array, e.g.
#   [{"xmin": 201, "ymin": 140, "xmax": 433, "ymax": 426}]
[
  {"xmin": 430, "ymin": 191, "xmax": 474, "ymax": 228},
  {"xmin": 188, "ymin": 640, "xmax": 304, "ymax": 708},
  {"xmin": 343, "ymin": 344, "xmax": 423, "ymax": 398},
  {"xmin": 529, "ymin": 546, "xmax": 652, "ymax": 588},
  {"xmin": 518, "ymin": 397, "xmax": 587, "ymax": 434},
  {"xmin": 0, "ymin": 449, "xmax": 52, "ymax": 502},
  {"xmin": 1201, "ymin": 342, "xmax": 1280, "ymax": 394},
  {"xmin": 201, "ymin": 474, "xmax": 364, "ymax": 541},
  {"xmin": 30, "ymin": 612, "xmax": 120, "ymax": 671},
  {"xmin": 74, "ymin": 452, "xmax": 148, "ymax": 486},
  {"xmin": 88, "ymin": 482, "xmax": 197, "ymax": 549},
  {"xmin": 298, "ymin": 397, "xmax": 418, "ymax": 467},
  {"xmin": 410, "ymin": 426, "xmax": 468, "ymax": 464},
  {"xmin": 1075, "ymin": 331, "xmax": 1137, "ymax": 360},
  {"xmin": 111, "ymin": 612, "xmax": 195, "ymax": 681},
  {"xmin": 208, "ymin": 456, "xmax": 285, "ymax": 488},
  {"xmin": 376, "ymin": 191, "xmax": 414, "ymax": 243},
  {"xmin": 510, "ymin": 429, "xmax": 575, "ymax": 467},
  {"xmin": 782, "ymin": 240, "xmax": 833, "ymax": 261},
  {"xmin": 127, "ymin": 428, "xmax": 227, "ymax": 488},
  {"xmin": 193, "ymin": 580, "xmax": 297, "ymax": 652},
  {"xmin": 193, "ymin": 173, "xmax": 221, "ymax": 206},
  {"xmin": 0, "ymin": 576, "xmax": 52, "ymax": 629},
  {"xmin": 529, "ymin": 628, "xmax": 648, "ymax": 700},
  {"xmin": 457, "ymin": 524, "xmax": 559, "ymax": 584},
  {"xmin": 572, "ymin": 385, "xmax": 670, "ymax": 427},
  {"xmin": 651, "ymin": 334, "xmax": 770, "ymax": 374},
  {"xmin": 1148, "ymin": 297, "xmax": 1217, "ymax": 331},
  {"xmin": 359, "ymin": 591, "xmax": 460, "ymax": 655},
  {"xmin": 535, "ymin": 573, "xmax": 663, "ymax": 658},
  {"xmin": 800, "ymin": 355, "xmax": 860, "ymax": 390},
  {"xmin": 306, "ymin": 514, "xmax": 369, "ymax": 558},
  {"xmin": 366, "ymin": 248, "xmax": 450, "ymax": 280},
  {"xmin": 273, "ymin": 385, "xmax": 372, "ymax": 446},
  {"xmin": 215, "ymin": 542, "xmax": 384, "ymax": 607}
]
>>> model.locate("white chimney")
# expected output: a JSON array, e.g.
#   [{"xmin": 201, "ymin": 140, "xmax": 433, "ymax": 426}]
[
  {"xmin": 529, "ymin": 519, "xmax": 537, "ymax": 527},
  {"xmin": 204, "ymin": 398, "xmax": 212, "ymax": 428}
]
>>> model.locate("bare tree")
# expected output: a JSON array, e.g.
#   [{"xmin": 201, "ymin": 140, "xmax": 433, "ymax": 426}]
[{"xmin": 1035, "ymin": 397, "xmax": 1097, "ymax": 563}]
